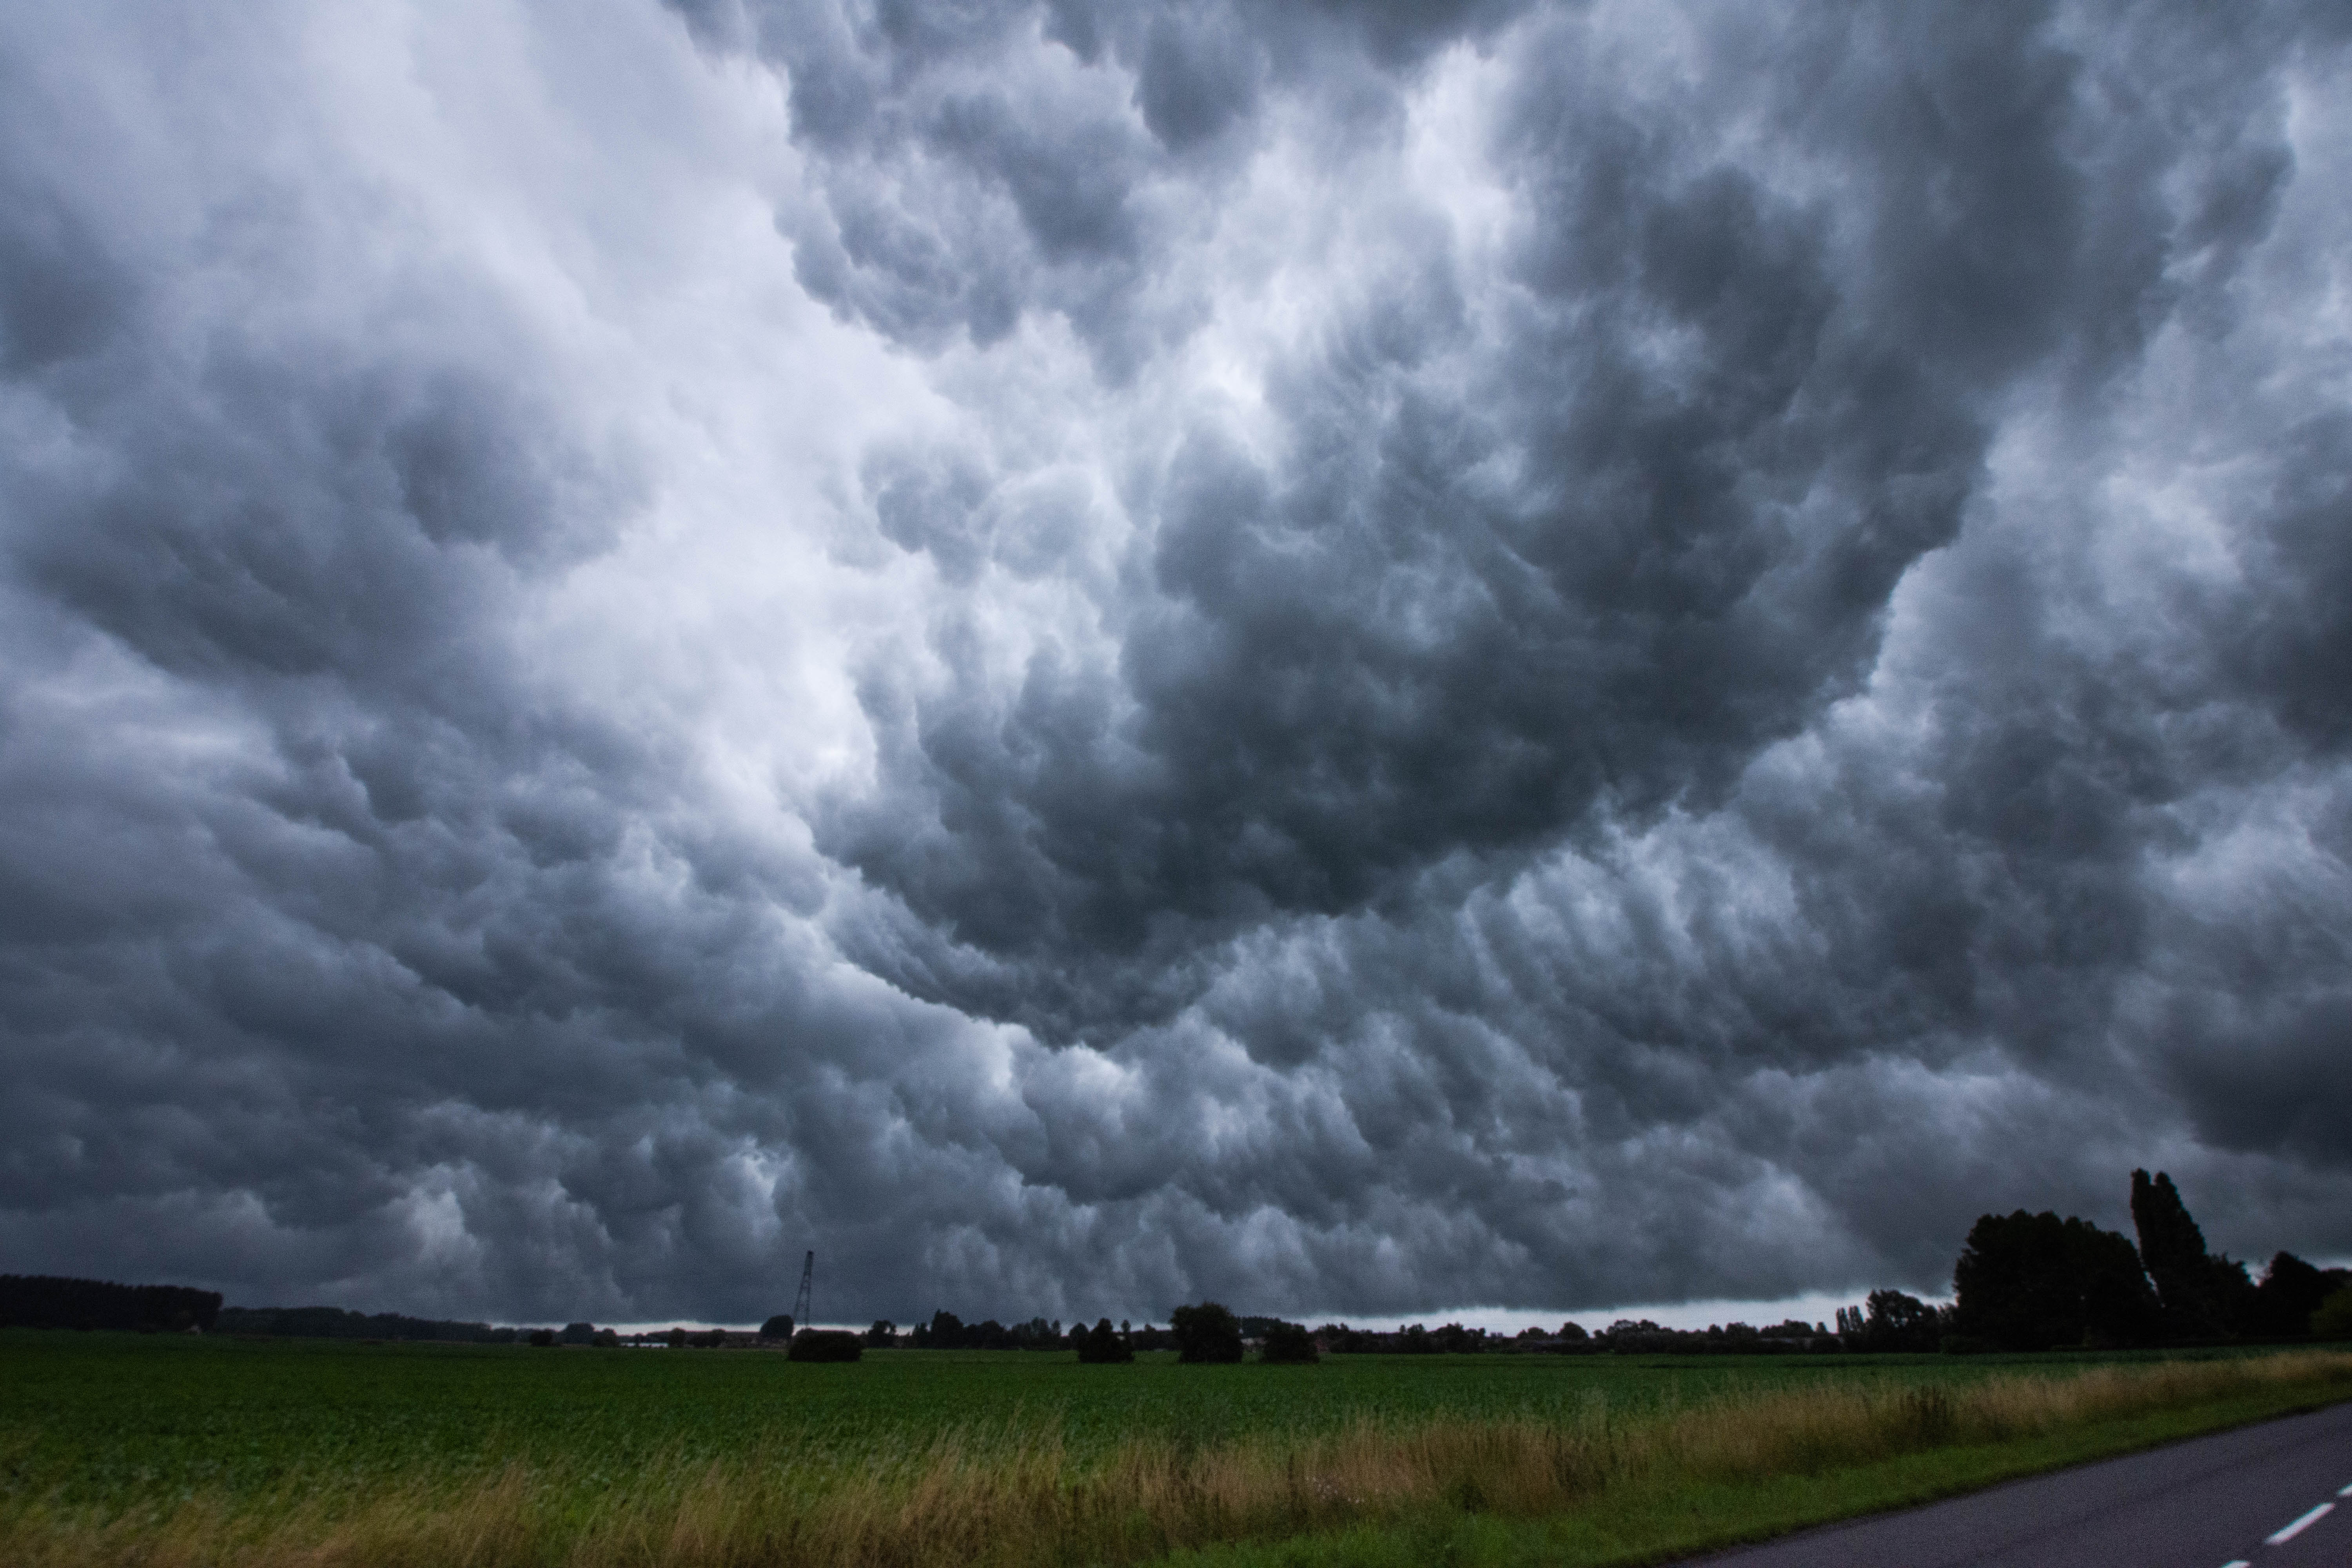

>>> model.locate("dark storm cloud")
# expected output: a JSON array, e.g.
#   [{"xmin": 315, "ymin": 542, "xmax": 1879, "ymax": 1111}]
[
  {"xmin": 797, "ymin": 0, "xmax": 2352, "ymax": 1285},
  {"xmin": 2, "ymin": 0, "xmax": 2348, "ymax": 1330},
  {"xmin": 816, "ymin": 2, "xmax": 2290, "ymax": 1033}
]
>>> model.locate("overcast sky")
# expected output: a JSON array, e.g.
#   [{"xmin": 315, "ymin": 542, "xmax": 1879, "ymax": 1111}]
[{"xmin": 3, "ymin": 0, "xmax": 2348, "ymax": 1329}]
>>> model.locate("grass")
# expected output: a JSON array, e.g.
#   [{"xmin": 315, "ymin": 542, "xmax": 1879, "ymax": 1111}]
[{"xmin": 2, "ymin": 1331, "xmax": 2347, "ymax": 1566}]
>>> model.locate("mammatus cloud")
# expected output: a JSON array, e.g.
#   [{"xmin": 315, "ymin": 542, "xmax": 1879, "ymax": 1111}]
[{"xmin": 0, "ymin": 0, "xmax": 2347, "ymax": 1325}]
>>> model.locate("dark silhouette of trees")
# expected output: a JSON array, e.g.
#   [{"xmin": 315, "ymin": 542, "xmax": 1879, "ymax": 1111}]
[
  {"xmin": 2131, "ymin": 1170, "xmax": 2256, "ymax": 1339},
  {"xmin": 866, "ymin": 1319, "xmax": 897, "ymax": 1346},
  {"xmin": 759, "ymin": 1314, "xmax": 795, "ymax": 1341},
  {"xmin": 787, "ymin": 1328, "xmax": 864, "ymax": 1361},
  {"xmin": 2314, "ymin": 1285, "xmax": 2352, "ymax": 1341},
  {"xmin": 1834, "ymin": 1290, "xmax": 1945, "ymax": 1352},
  {"xmin": 2250, "ymin": 1253, "xmax": 2351, "ymax": 1339},
  {"xmin": 1259, "ymin": 1321, "xmax": 1318, "ymax": 1363},
  {"xmin": 906, "ymin": 1309, "xmax": 1065, "ymax": 1349},
  {"xmin": 1171, "ymin": 1302, "xmax": 1244, "ymax": 1363},
  {"xmin": 211, "ymin": 1306, "xmax": 515, "ymax": 1342},
  {"xmin": 0, "ymin": 1275, "xmax": 221, "ymax": 1333},
  {"xmin": 527, "ymin": 1328, "xmax": 557, "ymax": 1347},
  {"xmin": 1954, "ymin": 1210, "xmax": 2161, "ymax": 1350},
  {"xmin": 1075, "ymin": 1317, "xmax": 1134, "ymax": 1363}
]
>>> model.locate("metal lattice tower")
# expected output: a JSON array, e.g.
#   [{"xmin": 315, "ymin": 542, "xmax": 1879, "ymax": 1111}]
[{"xmin": 790, "ymin": 1250, "xmax": 813, "ymax": 1327}]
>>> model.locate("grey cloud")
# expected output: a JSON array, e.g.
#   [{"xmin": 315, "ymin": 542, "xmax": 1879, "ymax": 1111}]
[
  {"xmin": 1134, "ymin": 11, "xmax": 1261, "ymax": 150},
  {"xmin": 0, "ymin": 187, "xmax": 134, "ymax": 373},
  {"xmin": 744, "ymin": 0, "xmax": 1437, "ymax": 367},
  {"xmin": 812, "ymin": 0, "xmax": 2352, "ymax": 1283},
  {"xmin": 826, "ymin": 2, "xmax": 2206, "ymax": 1036}
]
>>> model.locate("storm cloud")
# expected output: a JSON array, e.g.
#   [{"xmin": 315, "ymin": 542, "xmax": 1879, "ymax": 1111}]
[{"xmin": 1, "ymin": 0, "xmax": 2348, "ymax": 1327}]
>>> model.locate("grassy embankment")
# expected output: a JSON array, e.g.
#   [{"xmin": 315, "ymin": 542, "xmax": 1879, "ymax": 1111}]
[{"xmin": 2, "ymin": 1332, "xmax": 2347, "ymax": 1567}]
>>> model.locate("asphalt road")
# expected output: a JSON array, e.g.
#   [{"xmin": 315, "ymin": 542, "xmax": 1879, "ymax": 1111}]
[{"xmin": 1679, "ymin": 1399, "xmax": 2352, "ymax": 1567}]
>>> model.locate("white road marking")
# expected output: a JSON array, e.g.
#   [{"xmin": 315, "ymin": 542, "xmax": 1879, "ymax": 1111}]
[{"xmin": 2266, "ymin": 1501, "xmax": 2333, "ymax": 1545}]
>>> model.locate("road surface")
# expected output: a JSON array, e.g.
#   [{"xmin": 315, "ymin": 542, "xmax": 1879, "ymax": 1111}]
[{"xmin": 1678, "ymin": 1399, "xmax": 2352, "ymax": 1567}]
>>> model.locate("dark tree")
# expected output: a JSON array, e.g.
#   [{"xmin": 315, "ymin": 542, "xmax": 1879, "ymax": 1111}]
[
  {"xmin": 2251, "ymin": 1253, "xmax": 2350, "ymax": 1339},
  {"xmin": 1170, "ymin": 1302, "xmax": 1244, "ymax": 1363},
  {"xmin": 1557, "ymin": 1322, "xmax": 1589, "ymax": 1342},
  {"xmin": 1837, "ymin": 1289, "xmax": 1942, "ymax": 1352},
  {"xmin": 787, "ymin": 1328, "xmax": 865, "ymax": 1361},
  {"xmin": 1075, "ymin": 1317, "xmax": 1134, "ymax": 1363},
  {"xmin": 1259, "ymin": 1321, "xmax": 1319, "ymax": 1363},
  {"xmin": 866, "ymin": 1319, "xmax": 897, "ymax": 1346},
  {"xmin": 666, "ymin": 1327, "xmax": 688, "ymax": 1348},
  {"xmin": 759, "ymin": 1314, "xmax": 795, "ymax": 1341},
  {"xmin": 1006, "ymin": 1316, "xmax": 1062, "ymax": 1350},
  {"xmin": 1953, "ymin": 1210, "xmax": 2161, "ymax": 1350},
  {"xmin": 2315, "ymin": 1286, "xmax": 2352, "ymax": 1341},
  {"xmin": 527, "ymin": 1328, "xmax": 557, "ymax": 1347},
  {"xmin": 1314, "ymin": 1323, "xmax": 1370, "ymax": 1354},
  {"xmin": 561, "ymin": 1321, "xmax": 596, "ymax": 1345},
  {"xmin": 2131, "ymin": 1169, "xmax": 2256, "ymax": 1339}
]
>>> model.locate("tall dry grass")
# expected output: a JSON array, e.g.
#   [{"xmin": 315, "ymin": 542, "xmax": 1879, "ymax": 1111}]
[{"xmin": 7, "ymin": 1351, "xmax": 2347, "ymax": 1568}]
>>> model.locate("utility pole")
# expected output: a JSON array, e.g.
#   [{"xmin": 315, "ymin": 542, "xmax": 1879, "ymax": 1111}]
[{"xmin": 791, "ymin": 1250, "xmax": 813, "ymax": 1328}]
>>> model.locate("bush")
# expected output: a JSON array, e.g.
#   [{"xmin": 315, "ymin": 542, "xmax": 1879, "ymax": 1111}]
[
  {"xmin": 1075, "ymin": 1318, "xmax": 1134, "ymax": 1363},
  {"xmin": 787, "ymin": 1328, "xmax": 864, "ymax": 1362},
  {"xmin": 758, "ymin": 1314, "xmax": 795, "ymax": 1341},
  {"xmin": 527, "ymin": 1328, "xmax": 557, "ymax": 1348},
  {"xmin": 2314, "ymin": 1286, "xmax": 2352, "ymax": 1341},
  {"xmin": 1171, "ymin": 1303, "xmax": 1244, "ymax": 1363},
  {"xmin": 1259, "ymin": 1321, "xmax": 1319, "ymax": 1364}
]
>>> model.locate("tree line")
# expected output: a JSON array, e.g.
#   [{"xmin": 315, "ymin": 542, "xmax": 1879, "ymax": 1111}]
[
  {"xmin": 1946, "ymin": 1169, "xmax": 2349, "ymax": 1351},
  {"xmin": 0, "ymin": 1275, "xmax": 221, "ymax": 1334},
  {"xmin": 11, "ymin": 1170, "xmax": 2343, "ymax": 1358},
  {"xmin": 886, "ymin": 1170, "xmax": 2350, "ymax": 1363}
]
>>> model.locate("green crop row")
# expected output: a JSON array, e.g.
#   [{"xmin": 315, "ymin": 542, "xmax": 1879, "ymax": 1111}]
[{"xmin": 0, "ymin": 1328, "xmax": 2304, "ymax": 1519}]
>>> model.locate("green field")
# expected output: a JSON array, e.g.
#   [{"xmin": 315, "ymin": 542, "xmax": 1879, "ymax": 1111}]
[
  {"xmin": 0, "ymin": 1330, "xmax": 2211, "ymax": 1508},
  {"xmin": 4, "ymin": 1331, "xmax": 2348, "ymax": 1567}
]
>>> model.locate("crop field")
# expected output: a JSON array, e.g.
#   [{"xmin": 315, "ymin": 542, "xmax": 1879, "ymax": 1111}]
[
  {"xmin": 0, "ymin": 1330, "xmax": 2206, "ymax": 1508},
  {"xmin": 5, "ymin": 1330, "xmax": 2349, "ymax": 1567}
]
